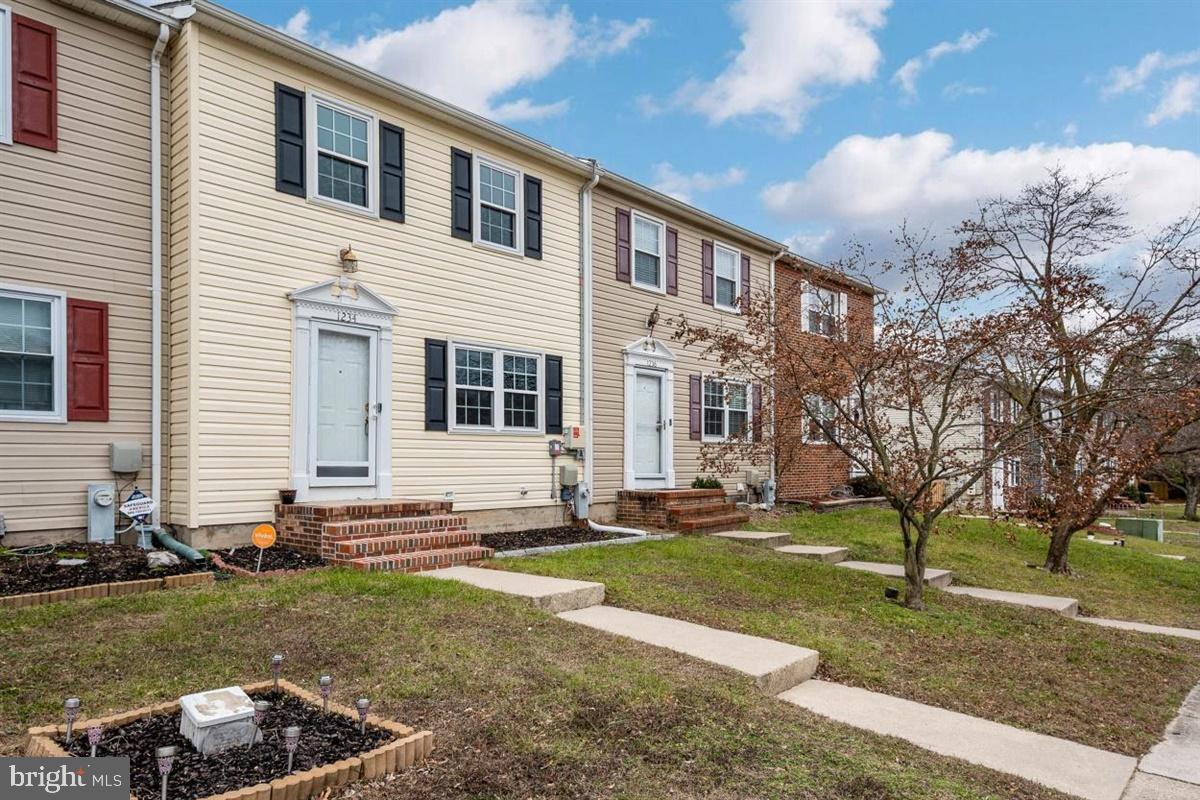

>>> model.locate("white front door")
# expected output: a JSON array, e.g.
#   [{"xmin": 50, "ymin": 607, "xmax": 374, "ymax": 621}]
[
  {"xmin": 991, "ymin": 461, "xmax": 1006, "ymax": 512},
  {"xmin": 633, "ymin": 371, "xmax": 665, "ymax": 480},
  {"xmin": 311, "ymin": 324, "xmax": 377, "ymax": 486}
]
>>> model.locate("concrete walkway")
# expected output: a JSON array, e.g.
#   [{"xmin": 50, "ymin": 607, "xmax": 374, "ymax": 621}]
[
  {"xmin": 1136, "ymin": 684, "xmax": 1200, "ymax": 787},
  {"xmin": 944, "ymin": 585, "xmax": 1079, "ymax": 617},
  {"xmin": 1078, "ymin": 617, "xmax": 1200, "ymax": 642},
  {"xmin": 780, "ymin": 680, "xmax": 1137, "ymax": 800},
  {"xmin": 836, "ymin": 560, "xmax": 955, "ymax": 589},
  {"xmin": 558, "ymin": 605, "xmax": 819, "ymax": 695},
  {"xmin": 1121, "ymin": 772, "xmax": 1199, "ymax": 799},
  {"xmin": 709, "ymin": 530, "xmax": 792, "ymax": 548},
  {"xmin": 426, "ymin": 566, "xmax": 603, "ymax": 613},
  {"xmin": 774, "ymin": 544, "xmax": 849, "ymax": 563}
]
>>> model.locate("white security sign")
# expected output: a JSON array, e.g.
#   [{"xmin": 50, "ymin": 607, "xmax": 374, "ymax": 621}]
[{"xmin": 119, "ymin": 495, "xmax": 156, "ymax": 520}]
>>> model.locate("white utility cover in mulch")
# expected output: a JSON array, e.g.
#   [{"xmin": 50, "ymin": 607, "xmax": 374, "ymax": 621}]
[
  {"xmin": 943, "ymin": 586, "xmax": 1079, "ymax": 617},
  {"xmin": 708, "ymin": 530, "xmax": 792, "ymax": 548},
  {"xmin": 835, "ymin": 560, "xmax": 954, "ymax": 589},
  {"xmin": 425, "ymin": 566, "xmax": 603, "ymax": 613},
  {"xmin": 557, "ymin": 605, "xmax": 819, "ymax": 695},
  {"xmin": 1078, "ymin": 617, "xmax": 1200, "ymax": 642},
  {"xmin": 781, "ymin": 680, "xmax": 1137, "ymax": 800},
  {"xmin": 773, "ymin": 545, "xmax": 850, "ymax": 563}
]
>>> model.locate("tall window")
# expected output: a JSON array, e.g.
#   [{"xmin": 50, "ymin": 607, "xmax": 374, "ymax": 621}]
[
  {"xmin": 713, "ymin": 243, "xmax": 741, "ymax": 311},
  {"xmin": 703, "ymin": 378, "xmax": 749, "ymax": 441},
  {"xmin": 1006, "ymin": 457, "xmax": 1022, "ymax": 487},
  {"xmin": 806, "ymin": 287, "xmax": 839, "ymax": 335},
  {"xmin": 0, "ymin": 4, "xmax": 11, "ymax": 146},
  {"xmin": 452, "ymin": 344, "xmax": 541, "ymax": 432},
  {"xmin": 632, "ymin": 211, "xmax": 665, "ymax": 291},
  {"xmin": 476, "ymin": 157, "xmax": 522, "ymax": 252},
  {"xmin": 0, "ymin": 288, "xmax": 63, "ymax": 420},
  {"xmin": 309, "ymin": 94, "xmax": 375, "ymax": 212},
  {"xmin": 805, "ymin": 396, "xmax": 837, "ymax": 443}
]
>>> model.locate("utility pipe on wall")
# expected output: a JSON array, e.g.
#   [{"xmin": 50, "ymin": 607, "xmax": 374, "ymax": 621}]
[
  {"xmin": 577, "ymin": 159, "xmax": 601, "ymax": 517},
  {"xmin": 765, "ymin": 247, "xmax": 787, "ymax": 509},
  {"xmin": 150, "ymin": 22, "xmax": 170, "ymax": 525}
]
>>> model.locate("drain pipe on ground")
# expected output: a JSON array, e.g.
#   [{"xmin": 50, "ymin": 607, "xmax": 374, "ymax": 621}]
[{"xmin": 587, "ymin": 519, "xmax": 646, "ymax": 537}]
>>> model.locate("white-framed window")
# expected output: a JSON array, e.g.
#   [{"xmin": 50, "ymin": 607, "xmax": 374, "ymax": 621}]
[
  {"xmin": 451, "ymin": 343, "xmax": 542, "ymax": 433},
  {"xmin": 805, "ymin": 286, "xmax": 841, "ymax": 336},
  {"xmin": 307, "ymin": 93, "xmax": 376, "ymax": 214},
  {"xmin": 702, "ymin": 378, "xmax": 750, "ymax": 442},
  {"xmin": 0, "ymin": 286, "xmax": 66, "ymax": 422},
  {"xmin": 804, "ymin": 395, "xmax": 837, "ymax": 443},
  {"xmin": 474, "ymin": 155, "xmax": 523, "ymax": 254},
  {"xmin": 989, "ymin": 391, "xmax": 1004, "ymax": 422},
  {"xmin": 1006, "ymin": 457, "xmax": 1022, "ymax": 487},
  {"xmin": 0, "ymin": 3, "xmax": 10, "ymax": 146},
  {"xmin": 713, "ymin": 242, "xmax": 741, "ymax": 312},
  {"xmin": 631, "ymin": 210, "xmax": 666, "ymax": 292}
]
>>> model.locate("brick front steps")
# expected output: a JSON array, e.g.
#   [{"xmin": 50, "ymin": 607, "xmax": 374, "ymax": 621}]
[
  {"xmin": 276, "ymin": 499, "xmax": 492, "ymax": 573},
  {"xmin": 616, "ymin": 489, "xmax": 750, "ymax": 534}
]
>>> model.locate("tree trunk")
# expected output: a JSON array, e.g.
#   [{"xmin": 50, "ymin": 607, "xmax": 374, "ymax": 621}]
[
  {"xmin": 1185, "ymin": 477, "xmax": 1199, "ymax": 522},
  {"xmin": 901, "ymin": 519, "xmax": 928, "ymax": 611},
  {"xmin": 1044, "ymin": 525, "xmax": 1074, "ymax": 574}
]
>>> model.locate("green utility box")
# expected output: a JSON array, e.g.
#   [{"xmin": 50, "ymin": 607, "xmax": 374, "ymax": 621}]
[{"xmin": 1115, "ymin": 517, "xmax": 1164, "ymax": 543}]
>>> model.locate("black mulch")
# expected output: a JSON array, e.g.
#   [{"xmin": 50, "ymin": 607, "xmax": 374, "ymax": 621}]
[
  {"xmin": 0, "ymin": 542, "xmax": 209, "ymax": 598},
  {"xmin": 216, "ymin": 546, "xmax": 324, "ymax": 573},
  {"xmin": 480, "ymin": 526, "xmax": 627, "ymax": 552},
  {"xmin": 58, "ymin": 690, "xmax": 392, "ymax": 800}
]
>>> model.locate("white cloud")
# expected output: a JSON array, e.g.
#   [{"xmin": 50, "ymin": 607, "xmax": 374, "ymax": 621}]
[
  {"xmin": 763, "ymin": 130, "xmax": 1200, "ymax": 258},
  {"xmin": 1145, "ymin": 73, "xmax": 1200, "ymax": 126},
  {"xmin": 941, "ymin": 81, "xmax": 987, "ymax": 100},
  {"xmin": 1103, "ymin": 49, "xmax": 1200, "ymax": 97},
  {"xmin": 650, "ymin": 162, "xmax": 746, "ymax": 204},
  {"xmin": 280, "ymin": 2, "xmax": 650, "ymax": 124},
  {"xmin": 664, "ymin": 0, "xmax": 889, "ymax": 134},
  {"xmin": 893, "ymin": 28, "xmax": 991, "ymax": 99},
  {"xmin": 1062, "ymin": 121, "xmax": 1079, "ymax": 141}
]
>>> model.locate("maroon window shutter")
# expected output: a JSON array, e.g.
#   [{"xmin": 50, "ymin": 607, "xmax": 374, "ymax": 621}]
[
  {"xmin": 12, "ymin": 15, "xmax": 57, "ymax": 151},
  {"xmin": 689, "ymin": 374, "xmax": 702, "ymax": 440},
  {"xmin": 67, "ymin": 299, "xmax": 109, "ymax": 422},
  {"xmin": 740, "ymin": 254, "xmax": 751, "ymax": 309},
  {"xmin": 752, "ymin": 384, "xmax": 763, "ymax": 442},
  {"xmin": 666, "ymin": 227, "xmax": 679, "ymax": 295},
  {"xmin": 615, "ymin": 208, "xmax": 631, "ymax": 282},
  {"xmin": 701, "ymin": 240, "xmax": 714, "ymax": 305}
]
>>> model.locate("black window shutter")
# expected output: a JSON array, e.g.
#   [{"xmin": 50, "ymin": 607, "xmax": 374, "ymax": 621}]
[
  {"xmin": 379, "ymin": 121, "xmax": 405, "ymax": 222},
  {"xmin": 425, "ymin": 339, "xmax": 448, "ymax": 431},
  {"xmin": 274, "ymin": 83, "xmax": 305, "ymax": 197},
  {"xmin": 451, "ymin": 148, "xmax": 473, "ymax": 240},
  {"xmin": 524, "ymin": 175, "xmax": 543, "ymax": 259},
  {"xmin": 545, "ymin": 355, "xmax": 563, "ymax": 434}
]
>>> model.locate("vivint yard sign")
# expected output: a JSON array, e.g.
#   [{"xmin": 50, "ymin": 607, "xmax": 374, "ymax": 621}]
[{"xmin": 4, "ymin": 758, "xmax": 129, "ymax": 799}]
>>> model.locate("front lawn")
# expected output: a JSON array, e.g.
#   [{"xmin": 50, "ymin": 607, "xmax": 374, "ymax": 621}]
[
  {"xmin": 0, "ymin": 570, "xmax": 1071, "ymax": 800},
  {"xmin": 501, "ymin": 511, "xmax": 1200, "ymax": 756}
]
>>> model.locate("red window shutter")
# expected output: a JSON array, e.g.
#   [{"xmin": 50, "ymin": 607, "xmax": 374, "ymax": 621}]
[
  {"xmin": 740, "ymin": 253, "xmax": 751, "ymax": 309},
  {"xmin": 67, "ymin": 299, "xmax": 108, "ymax": 421},
  {"xmin": 615, "ymin": 208, "xmax": 631, "ymax": 282},
  {"xmin": 689, "ymin": 374, "xmax": 702, "ymax": 441},
  {"xmin": 701, "ymin": 240, "xmax": 714, "ymax": 305},
  {"xmin": 12, "ymin": 14, "xmax": 57, "ymax": 151},
  {"xmin": 665, "ymin": 227, "xmax": 679, "ymax": 295}
]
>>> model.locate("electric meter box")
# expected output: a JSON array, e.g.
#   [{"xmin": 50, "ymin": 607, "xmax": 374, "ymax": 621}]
[
  {"xmin": 565, "ymin": 425, "xmax": 585, "ymax": 449},
  {"xmin": 111, "ymin": 441, "xmax": 143, "ymax": 473},
  {"xmin": 560, "ymin": 464, "xmax": 579, "ymax": 487},
  {"xmin": 87, "ymin": 483, "xmax": 116, "ymax": 543}
]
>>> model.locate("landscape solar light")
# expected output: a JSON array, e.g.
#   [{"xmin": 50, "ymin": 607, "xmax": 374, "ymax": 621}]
[
  {"xmin": 156, "ymin": 745, "xmax": 178, "ymax": 800},
  {"xmin": 355, "ymin": 698, "xmax": 370, "ymax": 735},
  {"xmin": 283, "ymin": 726, "xmax": 301, "ymax": 774},
  {"xmin": 318, "ymin": 676, "xmax": 332, "ymax": 713},
  {"xmin": 271, "ymin": 654, "xmax": 283, "ymax": 690},
  {"xmin": 250, "ymin": 700, "xmax": 270, "ymax": 747},
  {"xmin": 63, "ymin": 698, "xmax": 81, "ymax": 744},
  {"xmin": 87, "ymin": 725, "xmax": 103, "ymax": 757}
]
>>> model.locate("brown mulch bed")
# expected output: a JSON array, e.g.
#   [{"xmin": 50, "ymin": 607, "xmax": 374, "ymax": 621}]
[
  {"xmin": 0, "ymin": 542, "xmax": 208, "ymax": 598},
  {"xmin": 58, "ymin": 690, "xmax": 390, "ymax": 800},
  {"xmin": 480, "ymin": 526, "xmax": 626, "ymax": 552},
  {"xmin": 215, "ymin": 546, "xmax": 324, "ymax": 574}
]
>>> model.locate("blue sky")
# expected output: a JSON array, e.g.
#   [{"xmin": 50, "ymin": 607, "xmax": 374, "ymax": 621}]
[{"xmin": 223, "ymin": 0, "xmax": 1198, "ymax": 256}]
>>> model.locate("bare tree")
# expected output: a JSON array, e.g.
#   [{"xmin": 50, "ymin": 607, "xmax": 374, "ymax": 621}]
[{"xmin": 1150, "ymin": 340, "xmax": 1200, "ymax": 522}]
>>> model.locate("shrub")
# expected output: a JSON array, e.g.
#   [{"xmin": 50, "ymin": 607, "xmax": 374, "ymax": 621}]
[
  {"xmin": 691, "ymin": 476, "xmax": 724, "ymax": 489},
  {"xmin": 848, "ymin": 474, "xmax": 884, "ymax": 497}
]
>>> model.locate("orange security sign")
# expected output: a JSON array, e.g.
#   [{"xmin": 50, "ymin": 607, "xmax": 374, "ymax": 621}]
[{"xmin": 251, "ymin": 524, "xmax": 277, "ymax": 549}]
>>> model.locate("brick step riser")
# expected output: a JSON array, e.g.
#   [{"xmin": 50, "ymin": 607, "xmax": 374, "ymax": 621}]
[
  {"xmin": 667, "ymin": 503, "xmax": 739, "ymax": 521},
  {"xmin": 349, "ymin": 546, "xmax": 493, "ymax": 573},
  {"xmin": 676, "ymin": 514, "xmax": 751, "ymax": 532},
  {"xmin": 330, "ymin": 531, "xmax": 482, "ymax": 558},
  {"xmin": 322, "ymin": 517, "xmax": 469, "ymax": 541},
  {"xmin": 277, "ymin": 502, "xmax": 453, "ymax": 524}
]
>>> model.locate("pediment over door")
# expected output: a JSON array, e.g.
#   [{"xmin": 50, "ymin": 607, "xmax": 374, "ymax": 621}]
[
  {"xmin": 623, "ymin": 335, "xmax": 676, "ymax": 363},
  {"xmin": 287, "ymin": 278, "xmax": 398, "ymax": 323}
]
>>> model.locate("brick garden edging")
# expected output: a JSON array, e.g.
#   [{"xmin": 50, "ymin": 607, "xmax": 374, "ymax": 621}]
[
  {"xmin": 210, "ymin": 551, "xmax": 328, "ymax": 579},
  {"xmin": 24, "ymin": 679, "xmax": 434, "ymax": 800},
  {"xmin": 0, "ymin": 571, "xmax": 214, "ymax": 609}
]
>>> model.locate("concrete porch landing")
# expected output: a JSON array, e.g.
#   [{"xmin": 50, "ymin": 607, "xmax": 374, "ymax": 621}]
[
  {"xmin": 558, "ymin": 605, "xmax": 819, "ymax": 695},
  {"xmin": 774, "ymin": 544, "xmax": 850, "ymax": 563},
  {"xmin": 425, "ymin": 567, "xmax": 604, "ymax": 613},
  {"xmin": 944, "ymin": 586, "xmax": 1080, "ymax": 617},
  {"xmin": 709, "ymin": 530, "xmax": 792, "ymax": 548},
  {"xmin": 836, "ymin": 560, "xmax": 954, "ymax": 589}
]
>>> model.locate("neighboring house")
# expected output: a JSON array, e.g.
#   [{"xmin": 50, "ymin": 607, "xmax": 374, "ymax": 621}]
[
  {"xmin": 774, "ymin": 254, "xmax": 881, "ymax": 501},
  {"xmin": 0, "ymin": 0, "xmax": 179, "ymax": 545}
]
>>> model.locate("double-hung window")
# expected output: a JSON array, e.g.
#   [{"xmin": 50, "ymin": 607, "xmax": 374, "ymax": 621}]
[
  {"xmin": 703, "ymin": 378, "xmax": 749, "ymax": 441},
  {"xmin": 805, "ymin": 395, "xmax": 837, "ymax": 443},
  {"xmin": 0, "ymin": 287, "xmax": 64, "ymax": 421},
  {"xmin": 1006, "ymin": 457, "xmax": 1022, "ymax": 487},
  {"xmin": 713, "ymin": 243, "xmax": 741, "ymax": 312},
  {"xmin": 310, "ymin": 94, "xmax": 375, "ymax": 212},
  {"xmin": 806, "ymin": 286, "xmax": 839, "ymax": 336},
  {"xmin": 475, "ymin": 156, "xmax": 522, "ymax": 252},
  {"xmin": 0, "ymin": 4, "xmax": 10, "ymax": 146},
  {"xmin": 452, "ymin": 344, "xmax": 542, "ymax": 432},
  {"xmin": 632, "ymin": 210, "xmax": 666, "ymax": 292}
]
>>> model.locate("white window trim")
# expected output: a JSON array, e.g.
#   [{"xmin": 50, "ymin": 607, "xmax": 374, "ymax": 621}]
[
  {"xmin": 802, "ymin": 395, "xmax": 836, "ymax": 444},
  {"xmin": 630, "ymin": 209, "xmax": 667, "ymax": 294},
  {"xmin": 449, "ymin": 341, "xmax": 545, "ymax": 435},
  {"xmin": 306, "ymin": 91, "xmax": 378, "ymax": 217},
  {"xmin": 0, "ymin": 284, "xmax": 67, "ymax": 423},
  {"xmin": 712, "ymin": 241, "xmax": 742, "ymax": 314},
  {"xmin": 0, "ymin": 3, "xmax": 11, "ymax": 146},
  {"xmin": 1006, "ymin": 457, "xmax": 1022, "ymax": 487},
  {"xmin": 701, "ymin": 376, "xmax": 752, "ymax": 443},
  {"xmin": 803, "ymin": 284, "xmax": 845, "ymax": 337},
  {"xmin": 473, "ymin": 153, "xmax": 524, "ymax": 256}
]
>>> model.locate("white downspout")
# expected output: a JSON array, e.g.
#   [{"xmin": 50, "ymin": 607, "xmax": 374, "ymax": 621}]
[
  {"xmin": 766, "ymin": 246, "xmax": 787, "ymax": 509},
  {"xmin": 150, "ymin": 22, "xmax": 170, "ymax": 525},
  {"xmin": 578, "ymin": 159, "xmax": 600, "ymax": 517}
]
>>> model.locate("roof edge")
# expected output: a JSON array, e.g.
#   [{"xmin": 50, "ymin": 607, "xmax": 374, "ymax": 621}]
[{"xmin": 779, "ymin": 253, "xmax": 886, "ymax": 297}]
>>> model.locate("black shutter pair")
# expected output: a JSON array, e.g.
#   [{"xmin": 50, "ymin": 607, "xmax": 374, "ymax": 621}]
[
  {"xmin": 273, "ymin": 83, "xmax": 404, "ymax": 221},
  {"xmin": 449, "ymin": 148, "xmax": 543, "ymax": 258},
  {"xmin": 424, "ymin": 339, "xmax": 562, "ymax": 434}
]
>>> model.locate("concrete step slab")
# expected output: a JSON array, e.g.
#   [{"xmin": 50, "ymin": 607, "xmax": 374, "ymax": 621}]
[
  {"xmin": 1137, "ymin": 683, "xmax": 1200, "ymax": 787},
  {"xmin": 774, "ymin": 544, "xmax": 850, "ymax": 563},
  {"xmin": 835, "ymin": 560, "xmax": 954, "ymax": 589},
  {"xmin": 1078, "ymin": 618, "xmax": 1200, "ymax": 642},
  {"xmin": 426, "ymin": 566, "xmax": 604, "ymax": 613},
  {"xmin": 1121, "ymin": 772, "xmax": 1200, "ymax": 800},
  {"xmin": 1154, "ymin": 554, "xmax": 1188, "ymax": 561},
  {"xmin": 780, "ymin": 680, "xmax": 1137, "ymax": 800},
  {"xmin": 944, "ymin": 586, "xmax": 1079, "ymax": 618},
  {"xmin": 558, "ymin": 605, "xmax": 818, "ymax": 695},
  {"xmin": 709, "ymin": 530, "xmax": 792, "ymax": 548}
]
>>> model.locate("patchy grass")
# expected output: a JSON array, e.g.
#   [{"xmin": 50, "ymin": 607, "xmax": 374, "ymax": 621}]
[
  {"xmin": 0, "ymin": 570, "xmax": 1073, "ymax": 800},
  {"xmin": 501, "ymin": 513, "xmax": 1200, "ymax": 756}
]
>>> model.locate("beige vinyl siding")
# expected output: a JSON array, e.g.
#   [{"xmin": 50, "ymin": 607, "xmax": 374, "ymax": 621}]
[
  {"xmin": 0, "ymin": 0, "xmax": 157, "ymax": 537},
  {"xmin": 177, "ymin": 26, "xmax": 580, "ymax": 526},
  {"xmin": 590, "ymin": 187, "xmax": 772, "ymax": 504}
]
